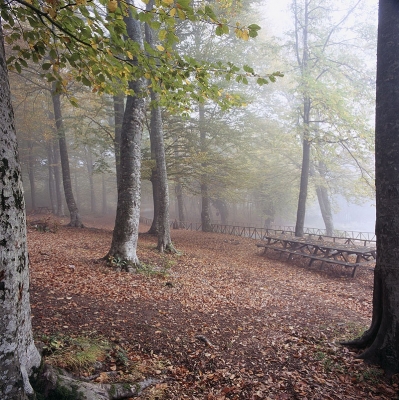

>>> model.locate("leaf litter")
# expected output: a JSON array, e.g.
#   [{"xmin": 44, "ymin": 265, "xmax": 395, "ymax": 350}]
[{"xmin": 28, "ymin": 216, "xmax": 398, "ymax": 399}]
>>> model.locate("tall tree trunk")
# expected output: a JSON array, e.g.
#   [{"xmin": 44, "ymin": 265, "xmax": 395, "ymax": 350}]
[
  {"xmin": 316, "ymin": 161, "xmax": 334, "ymax": 236},
  {"xmin": 52, "ymin": 139, "xmax": 64, "ymax": 216},
  {"xmin": 0, "ymin": 22, "xmax": 41, "ymax": 399},
  {"xmin": 213, "ymin": 199, "xmax": 228, "ymax": 225},
  {"xmin": 27, "ymin": 141, "xmax": 36, "ymax": 211},
  {"xmin": 85, "ymin": 146, "xmax": 96, "ymax": 214},
  {"xmin": 315, "ymin": 185, "xmax": 334, "ymax": 236},
  {"xmin": 343, "ymin": 0, "xmax": 399, "ymax": 375},
  {"xmin": 74, "ymin": 165, "xmax": 80, "ymax": 210},
  {"xmin": 199, "ymin": 103, "xmax": 212, "ymax": 232},
  {"xmin": 144, "ymin": 1, "xmax": 175, "ymax": 252},
  {"xmin": 47, "ymin": 142, "xmax": 56, "ymax": 213},
  {"xmin": 107, "ymin": 11, "xmax": 145, "ymax": 269},
  {"xmin": 294, "ymin": 0, "xmax": 311, "ymax": 237},
  {"xmin": 175, "ymin": 182, "xmax": 185, "ymax": 227},
  {"xmin": 148, "ymin": 166, "xmax": 160, "ymax": 234},
  {"xmin": 51, "ymin": 83, "xmax": 83, "ymax": 227},
  {"xmin": 113, "ymin": 94, "xmax": 124, "ymax": 191},
  {"xmin": 295, "ymin": 135, "xmax": 310, "ymax": 236}
]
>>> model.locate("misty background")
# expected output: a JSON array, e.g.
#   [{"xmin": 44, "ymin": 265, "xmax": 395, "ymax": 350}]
[{"xmin": 8, "ymin": 0, "xmax": 378, "ymax": 233}]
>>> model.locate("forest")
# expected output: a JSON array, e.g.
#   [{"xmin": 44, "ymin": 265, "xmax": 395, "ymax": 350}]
[
  {"xmin": 7, "ymin": 0, "xmax": 376, "ymax": 234},
  {"xmin": 3, "ymin": 0, "xmax": 399, "ymax": 399}
]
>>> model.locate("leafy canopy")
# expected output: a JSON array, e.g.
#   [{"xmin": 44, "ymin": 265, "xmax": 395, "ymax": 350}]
[{"xmin": 2, "ymin": 0, "xmax": 282, "ymax": 108}]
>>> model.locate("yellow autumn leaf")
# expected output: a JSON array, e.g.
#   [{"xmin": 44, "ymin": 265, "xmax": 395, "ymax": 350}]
[
  {"xmin": 242, "ymin": 30, "xmax": 249, "ymax": 41},
  {"xmin": 108, "ymin": 0, "xmax": 118, "ymax": 13},
  {"xmin": 177, "ymin": 8, "xmax": 186, "ymax": 20},
  {"xmin": 126, "ymin": 51, "xmax": 133, "ymax": 60},
  {"xmin": 144, "ymin": 72, "xmax": 151, "ymax": 79},
  {"xmin": 162, "ymin": 0, "xmax": 174, "ymax": 5},
  {"xmin": 156, "ymin": 44, "xmax": 165, "ymax": 51},
  {"xmin": 170, "ymin": 7, "xmax": 176, "ymax": 17}
]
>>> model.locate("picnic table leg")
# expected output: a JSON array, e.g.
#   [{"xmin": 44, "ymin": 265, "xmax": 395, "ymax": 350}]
[{"xmin": 351, "ymin": 265, "xmax": 358, "ymax": 278}]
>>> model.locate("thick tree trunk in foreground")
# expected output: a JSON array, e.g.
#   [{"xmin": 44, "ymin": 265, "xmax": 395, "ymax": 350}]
[
  {"xmin": 51, "ymin": 85, "xmax": 83, "ymax": 227},
  {"xmin": 343, "ymin": 0, "xmax": 399, "ymax": 375},
  {"xmin": 107, "ymin": 13, "xmax": 145, "ymax": 269},
  {"xmin": 0, "ymin": 23, "xmax": 41, "ymax": 399},
  {"xmin": 107, "ymin": 85, "xmax": 144, "ymax": 269}
]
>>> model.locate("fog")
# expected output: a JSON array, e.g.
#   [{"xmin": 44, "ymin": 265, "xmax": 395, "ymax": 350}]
[{"xmin": 8, "ymin": 0, "xmax": 378, "ymax": 236}]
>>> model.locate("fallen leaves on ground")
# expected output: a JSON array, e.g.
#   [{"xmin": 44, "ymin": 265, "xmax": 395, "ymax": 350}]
[{"xmin": 28, "ymin": 215, "xmax": 398, "ymax": 399}]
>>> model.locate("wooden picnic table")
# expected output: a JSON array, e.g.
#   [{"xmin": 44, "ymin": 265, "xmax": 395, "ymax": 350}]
[{"xmin": 257, "ymin": 234, "xmax": 376, "ymax": 278}]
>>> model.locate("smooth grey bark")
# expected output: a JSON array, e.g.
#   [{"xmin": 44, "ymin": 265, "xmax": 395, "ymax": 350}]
[
  {"xmin": 107, "ymin": 11, "xmax": 145, "ymax": 268},
  {"xmin": 113, "ymin": 94, "xmax": 124, "ymax": 191},
  {"xmin": 199, "ymin": 103, "xmax": 212, "ymax": 232},
  {"xmin": 51, "ymin": 84, "xmax": 83, "ymax": 227},
  {"xmin": 144, "ymin": 0, "xmax": 174, "ymax": 252},
  {"xmin": 0, "ymin": 22, "xmax": 41, "ymax": 399},
  {"xmin": 343, "ymin": 0, "xmax": 399, "ymax": 375}
]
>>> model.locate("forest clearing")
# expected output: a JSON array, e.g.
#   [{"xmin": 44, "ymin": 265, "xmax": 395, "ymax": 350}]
[{"xmin": 28, "ymin": 216, "xmax": 397, "ymax": 399}]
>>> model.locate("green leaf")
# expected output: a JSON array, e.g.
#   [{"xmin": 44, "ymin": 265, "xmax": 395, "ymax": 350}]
[
  {"xmin": 243, "ymin": 65, "xmax": 254, "ymax": 74},
  {"xmin": 42, "ymin": 63, "xmax": 52, "ymax": 70}
]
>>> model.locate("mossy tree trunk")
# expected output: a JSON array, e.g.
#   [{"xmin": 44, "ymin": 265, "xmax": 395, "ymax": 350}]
[{"xmin": 0, "ymin": 21, "xmax": 41, "ymax": 399}]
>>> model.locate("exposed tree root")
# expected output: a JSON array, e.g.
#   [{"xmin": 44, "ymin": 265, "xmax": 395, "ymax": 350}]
[{"xmin": 33, "ymin": 364, "xmax": 158, "ymax": 400}]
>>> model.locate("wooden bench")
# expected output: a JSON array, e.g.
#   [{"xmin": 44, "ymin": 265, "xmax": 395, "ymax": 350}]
[{"xmin": 256, "ymin": 242, "xmax": 375, "ymax": 278}]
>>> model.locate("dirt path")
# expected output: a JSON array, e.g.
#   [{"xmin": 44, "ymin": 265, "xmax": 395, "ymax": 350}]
[{"xmin": 28, "ymin": 218, "xmax": 397, "ymax": 399}]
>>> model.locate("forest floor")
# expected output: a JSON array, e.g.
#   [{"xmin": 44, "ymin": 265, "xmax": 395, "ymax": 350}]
[{"xmin": 28, "ymin": 215, "xmax": 398, "ymax": 400}]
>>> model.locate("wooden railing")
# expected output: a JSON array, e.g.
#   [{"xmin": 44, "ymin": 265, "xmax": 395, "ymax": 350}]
[{"xmin": 139, "ymin": 217, "xmax": 376, "ymax": 246}]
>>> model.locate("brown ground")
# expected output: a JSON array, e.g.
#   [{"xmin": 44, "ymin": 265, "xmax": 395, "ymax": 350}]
[{"xmin": 28, "ymin": 215, "xmax": 398, "ymax": 399}]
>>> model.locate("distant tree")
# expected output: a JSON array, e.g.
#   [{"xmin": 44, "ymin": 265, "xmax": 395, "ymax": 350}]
[
  {"xmin": 290, "ymin": 0, "xmax": 374, "ymax": 236},
  {"xmin": 51, "ymin": 83, "xmax": 84, "ymax": 227},
  {"xmin": 344, "ymin": 0, "xmax": 399, "ymax": 374}
]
